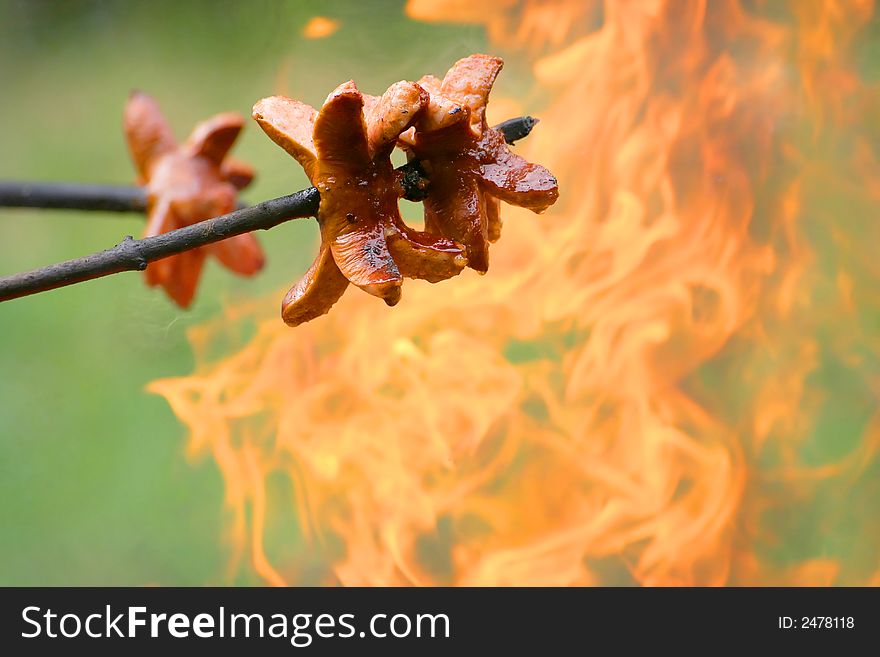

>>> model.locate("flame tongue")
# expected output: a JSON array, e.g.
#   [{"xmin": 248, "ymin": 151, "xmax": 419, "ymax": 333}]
[{"xmin": 150, "ymin": 1, "xmax": 880, "ymax": 586}]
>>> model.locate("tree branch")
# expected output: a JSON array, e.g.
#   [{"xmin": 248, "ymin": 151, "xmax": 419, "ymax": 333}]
[
  {"xmin": 0, "ymin": 182, "xmax": 147, "ymax": 212},
  {"xmin": 0, "ymin": 116, "xmax": 536, "ymax": 303},
  {"xmin": 0, "ymin": 189, "xmax": 320, "ymax": 301}
]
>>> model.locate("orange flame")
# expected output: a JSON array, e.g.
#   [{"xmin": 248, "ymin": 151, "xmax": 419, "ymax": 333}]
[
  {"xmin": 149, "ymin": 1, "xmax": 880, "ymax": 586},
  {"xmin": 301, "ymin": 16, "xmax": 340, "ymax": 40}
]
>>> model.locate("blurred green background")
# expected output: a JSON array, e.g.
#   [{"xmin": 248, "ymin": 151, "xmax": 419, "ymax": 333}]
[{"xmin": 0, "ymin": 0, "xmax": 488, "ymax": 585}]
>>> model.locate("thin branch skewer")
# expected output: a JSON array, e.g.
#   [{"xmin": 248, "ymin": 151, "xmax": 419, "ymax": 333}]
[
  {"xmin": 0, "ymin": 117, "xmax": 536, "ymax": 303},
  {"xmin": 0, "ymin": 182, "xmax": 249, "ymax": 214},
  {"xmin": 0, "ymin": 182, "xmax": 147, "ymax": 212},
  {"xmin": 0, "ymin": 189, "xmax": 319, "ymax": 302}
]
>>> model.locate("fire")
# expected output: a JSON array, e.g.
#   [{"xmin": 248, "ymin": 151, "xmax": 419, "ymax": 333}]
[
  {"xmin": 301, "ymin": 16, "xmax": 340, "ymax": 40},
  {"xmin": 149, "ymin": 1, "xmax": 880, "ymax": 585}
]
